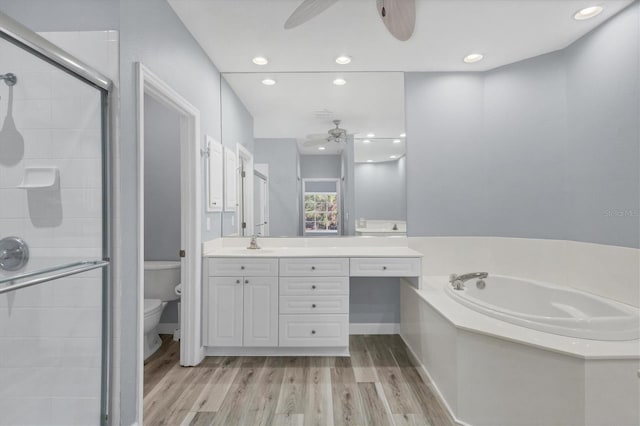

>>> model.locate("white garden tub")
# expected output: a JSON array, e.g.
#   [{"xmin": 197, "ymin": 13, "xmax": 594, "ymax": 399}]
[{"xmin": 445, "ymin": 275, "xmax": 640, "ymax": 341}]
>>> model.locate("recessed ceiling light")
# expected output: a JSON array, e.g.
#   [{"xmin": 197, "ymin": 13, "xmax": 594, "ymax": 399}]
[
  {"xmin": 318, "ymin": 146, "xmax": 326, "ymax": 151},
  {"xmin": 333, "ymin": 78, "xmax": 347, "ymax": 86},
  {"xmin": 366, "ymin": 133, "xmax": 375, "ymax": 138},
  {"xmin": 390, "ymin": 155, "xmax": 397, "ymax": 159},
  {"xmin": 463, "ymin": 53, "xmax": 484, "ymax": 64},
  {"xmin": 367, "ymin": 160, "xmax": 373, "ymax": 163},
  {"xmin": 393, "ymin": 139, "xmax": 401, "ymax": 144},
  {"xmin": 574, "ymin": 6, "xmax": 603, "ymax": 20},
  {"xmin": 400, "ymin": 133, "xmax": 406, "ymax": 138},
  {"xmin": 362, "ymin": 139, "xmax": 371, "ymax": 144},
  {"xmin": 335, "ymin": 56, "xmax": 351, "ymax": 65},
  {"xmin": 261, "ymin": 78, "xmax": 276, "ymax": 86},
  {"xmin": 252, "ymin": 56, "xmax": 269, "ymax": 65}
]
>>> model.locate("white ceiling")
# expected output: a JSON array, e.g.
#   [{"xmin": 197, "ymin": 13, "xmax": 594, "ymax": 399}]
[
  {"xmin": 354, "ymin": 138, "xmax": 406, "ymax": 163},
  {"xmin": 168, "ymin": 0, "xmax": 633, "ymax": 73},
  {"xmin": 171, "ymin": 0, "xmax": 633, "ymax": 158},
  {"xmin": 223, "ymin": 72, "xmax": 405, "ymax": 155}
]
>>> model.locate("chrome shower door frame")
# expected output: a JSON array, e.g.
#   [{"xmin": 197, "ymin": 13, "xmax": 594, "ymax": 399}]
[{"xmin": 0, "ymin": 11, "xmax": 115, "ymax": 426}]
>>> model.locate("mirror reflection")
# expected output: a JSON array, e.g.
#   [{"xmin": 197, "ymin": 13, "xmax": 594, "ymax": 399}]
[{"xmin": 218, "ymin": 72, "xmax": 406, "ymax": 237}]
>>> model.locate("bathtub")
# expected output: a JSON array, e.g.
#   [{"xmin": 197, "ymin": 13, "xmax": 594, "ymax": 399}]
[{"xmin": 445, "ymin": 275, "xmax": 640, "ymax": 341}]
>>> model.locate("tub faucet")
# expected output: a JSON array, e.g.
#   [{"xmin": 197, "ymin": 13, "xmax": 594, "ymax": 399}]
[
  {"xmin": 247, "ymin": 234, "xmax": 261, "ymax": 250},
  {"xmin": 450, "ymin": 272, "xmax": 488, "ymax": 290}
]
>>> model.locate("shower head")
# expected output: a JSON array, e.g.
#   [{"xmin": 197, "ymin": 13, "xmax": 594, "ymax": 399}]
[{"xmin": 0, "ymin": 73, "xmax": 17, "ymax": 86}]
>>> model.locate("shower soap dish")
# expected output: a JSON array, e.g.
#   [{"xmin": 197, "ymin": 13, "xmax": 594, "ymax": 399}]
[{"xmin": 17, "ymin": 167, "xmax": 60, "ymax": 189}]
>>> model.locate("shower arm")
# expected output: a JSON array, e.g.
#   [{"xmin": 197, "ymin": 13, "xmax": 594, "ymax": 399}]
[{"xmin": 0, "ymin": 73, "xmax": 17, "ymax": 86}]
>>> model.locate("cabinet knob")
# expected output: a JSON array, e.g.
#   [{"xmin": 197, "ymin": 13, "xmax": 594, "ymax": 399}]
[
  {"xmin": 236, "ymin": 279, "xmax": 240, "ymax": 284},
  {"xmin": 311, "ymin": 266, "xmax": 316, "ymax": 271},
  {"xmin": 312, "ymin": 304, "xmax": 316, "ymax": 308},
  {"xmin": 383, "ymin": 266, "xmax": 387, "ymax": 270},
  {"xmin": 311, "ymin": 330, "xmax": 316, "ymax": 335},
  {"xmin": 245, "ymin": 279, "xmax": 249, "ymax": 284},
  {"xmin": 240, "ymin": 266, "xmax": 245, "ymax": 270},
  {"xmin": 311, "ymin": 285, "xmax": 316, "ymax": 290}
]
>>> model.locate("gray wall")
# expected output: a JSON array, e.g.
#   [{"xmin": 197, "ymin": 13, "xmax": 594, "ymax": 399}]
[
  {"xmin": 254, "ymin": 138, "xmax": 300, "ymax": 237},
  {"xmin": 220, "ymin": 77, "xmax": 255, "ymax": 237},
  {"xmin": 355, "ymin": 157, "xmax": 407, "ymax": 221},
  {"xmin": 144, "ymin": 94, "xmax": 181, "ymax": 261},
  {"xmin": 300, "ymin": 154, "xmax": 342, "ymax": 178},
  {"xmin": 406, "ymin": 3, "xmax": 639, "ymax": 248},
  {"xmin": 0, "ymin": 0, "xmax": 119, "ymax": 31},
  {"xmin": 350, "ymin": 278, "xmax": 400, "ymax": 324}
]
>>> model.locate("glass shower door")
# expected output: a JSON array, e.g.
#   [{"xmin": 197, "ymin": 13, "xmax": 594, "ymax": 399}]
[{"xmin": 0, "ymin": 20, "xmax": 110, "ymax": 426}]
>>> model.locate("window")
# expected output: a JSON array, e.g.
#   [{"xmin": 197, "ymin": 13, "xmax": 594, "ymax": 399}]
[{"xmin": 302, "ymin": 179, "xmax": 339, "ymax": 235}]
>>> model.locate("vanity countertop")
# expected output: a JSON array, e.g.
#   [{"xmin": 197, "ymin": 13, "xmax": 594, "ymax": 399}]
[{"xmin": 203, "ymin": 246, "xmax": 423, "ymax": 258}]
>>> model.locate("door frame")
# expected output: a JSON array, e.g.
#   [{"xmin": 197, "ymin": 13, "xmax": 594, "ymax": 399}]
[
  {"xmin": 236, "ymin": 143, "xmax": 254, "ymax": 236},
  {"xmin": 136, "ymin": 63, "xmax": 204, "ymax": 423}
]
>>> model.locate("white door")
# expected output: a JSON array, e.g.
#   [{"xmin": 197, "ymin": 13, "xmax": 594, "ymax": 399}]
[
  {"xmin": 207, "ymin": 139, "xmax": 223, "ymax": 212},
  {"xmin": 208, "ymin": 276, "xmax": 243, "ymax": 346},
  {"xmin": 254, "ymin": 172, "xmax": 268, "ymax": 236},
  {"xmin": 243, "ymin": 276, "xmax": 278, "ymax": 347}
]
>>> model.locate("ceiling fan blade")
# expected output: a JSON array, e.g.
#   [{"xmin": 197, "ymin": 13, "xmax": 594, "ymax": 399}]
[
  {"xmin": 304, "ymin": 138, "xmax": 330, "ymax": 147},
  {"xmin": 284, "ymin": 0, "xmax": 340, "ymax": 29},
  {"xmin": 376, "ymin": 0, "xmax": 416, "ymax": 41}
]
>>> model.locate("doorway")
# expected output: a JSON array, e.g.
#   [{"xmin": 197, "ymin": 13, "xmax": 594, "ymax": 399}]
[
  {"xmin": 254, "ymin": 165, "xmax": 269, "ymax": 236},
  {"xmin": 136, "ymin": 63, "xmax": 203, "ymax": 424}
]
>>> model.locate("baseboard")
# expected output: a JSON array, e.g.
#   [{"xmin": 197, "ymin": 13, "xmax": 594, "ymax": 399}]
[
  {"xmin": 349, "ymin": 323, "xmax": 400, "ymax": 335},
  {"xmin": 205, "ymin": 346, "xmax": 350, "ymax": 357},
  {"xmin": 158, "ymin": 323, "xmax": 179, "ymax": 335},
  {"xmin": 398, "ymin": 334, "xmax": 470, "ymax": 426}
]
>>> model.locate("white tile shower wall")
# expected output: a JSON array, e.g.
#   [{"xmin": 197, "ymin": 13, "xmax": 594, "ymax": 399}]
[
  {"xmin": 0, "ymin": 31, "xmax": 117, "ymax": 425},
  {"xmin": 408, "ymin": 237, "xmax": 640, "ymax": 307}
]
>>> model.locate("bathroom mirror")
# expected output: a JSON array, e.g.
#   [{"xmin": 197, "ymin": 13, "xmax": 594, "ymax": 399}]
[{"xmin": 219, "ymin": 72, "xmax": 406, "ymax": 237}]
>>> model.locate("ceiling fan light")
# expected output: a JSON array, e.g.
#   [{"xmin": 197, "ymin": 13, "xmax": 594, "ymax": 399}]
[
  {"xmin": 574, "ymin": 6, "xmax": 603, "ymax": 20},
  {"xmin": 252, "ymin": 56, "xmax": 269, "ymax": 65},
  {"xmin": 335, "ymin": 56, "xmax": 352, "ymax": 65},
  {"xmin": 463, "ymin": 53, "xmax": 484, "ymax": 64}
]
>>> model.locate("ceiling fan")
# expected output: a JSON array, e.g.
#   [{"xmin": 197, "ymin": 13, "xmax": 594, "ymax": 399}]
[
  {"xmin": 304, "ymin": 120, "xmax": 348, "ymax": 147},
  {"xmin": 284, "ymin": 0, "xmax": 416, "ymax": 41}
]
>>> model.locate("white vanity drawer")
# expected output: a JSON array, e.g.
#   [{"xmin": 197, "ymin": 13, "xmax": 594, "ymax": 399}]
[
  {"xmin": 279, "ymin": 277, "xmax": 349, "ymax": 296},
  {"xmin": 279, "ymin": 258, "xmax": 349, "ymax": 277},
  {"xmin": 350, "ymin": 257, "xmax": 421, "ymax": 277},
  {"xmin": 208, "ymin": 257, "xmax": 278, "ymax": 277},
  {"xmin": 279, "ymin": 295, "xmax": 349, "ymax": 314},
  {"xmin": 279, "ymin": 314, "xmax": 349, "ymax": 347}
]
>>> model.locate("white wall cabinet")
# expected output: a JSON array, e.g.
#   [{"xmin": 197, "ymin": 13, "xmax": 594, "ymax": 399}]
[{"xmin": 206, "ymin": 137, "xmax": 223, "ymax": 212}]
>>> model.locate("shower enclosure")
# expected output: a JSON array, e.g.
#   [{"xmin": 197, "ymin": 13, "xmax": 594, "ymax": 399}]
[{"xmin": 0, "ymin": 12, "xmax": 112, "ymax": 426}]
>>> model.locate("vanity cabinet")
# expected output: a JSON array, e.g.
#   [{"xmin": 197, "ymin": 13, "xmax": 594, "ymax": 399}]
[
  {"xmin": 207, "ymin": 258, "xmax": 278, "ymax": 347},
  {"xmin": 204, "ymin": 250, "xmax": 422, "ymax": 355},
  {"xmin": 278, "ymin": 258, "xmax": 349, "ymax": 347}
]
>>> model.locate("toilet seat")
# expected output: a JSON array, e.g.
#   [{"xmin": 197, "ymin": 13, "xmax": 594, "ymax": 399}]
[{"xmin": 144, "ymin": 299, "xmax": 163, "ymax": 317}]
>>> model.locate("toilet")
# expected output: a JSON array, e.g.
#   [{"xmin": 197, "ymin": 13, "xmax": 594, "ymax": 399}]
[{"xmin": 144, "ymin": 260, "xmax": 181, "ymax": 360}]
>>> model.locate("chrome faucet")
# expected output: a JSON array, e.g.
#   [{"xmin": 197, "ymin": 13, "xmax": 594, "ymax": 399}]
[
  {"xmin": 449, "ymin": 272, "xmax": 488, "ymax": 290},
  {"xmin": 247, "ymin": 234, "xmax": 261, "ymax": 250}
]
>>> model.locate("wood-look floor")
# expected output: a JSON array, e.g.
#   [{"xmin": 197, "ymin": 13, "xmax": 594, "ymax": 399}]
[{"xmin": 144, "ymin": 335, "xmax": 455, "ymax": 426}]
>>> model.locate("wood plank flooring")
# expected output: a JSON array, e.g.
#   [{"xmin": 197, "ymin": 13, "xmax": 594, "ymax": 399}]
[{"xmin": 144, "ymin": 335, "xmax": 454, "ymax": 426}]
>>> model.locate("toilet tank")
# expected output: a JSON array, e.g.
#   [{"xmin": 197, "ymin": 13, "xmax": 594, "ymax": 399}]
[{"xmin": 144, "ymin": 260, "xmax": 181, "ymax": 301}]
